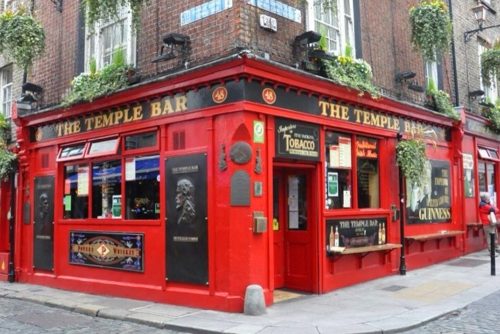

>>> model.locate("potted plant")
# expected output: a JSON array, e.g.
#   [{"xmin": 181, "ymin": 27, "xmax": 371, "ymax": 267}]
[
  {"xmin": 322, "ymin": 45, "xmax": 379, "ymax": 97},
  {"xmin": 482, "ymin": 101, "xmax": 500, "ymax": 133},
  {"xmin": 62, "ymin": 49, "xmax": 137, "ymax": 107},
  {"xmin": 424, "ymin": 80, "xmax": 459, "ymax": 120},
  {"xmin": 0, "ymin": 7, "xmax": 45, "ymax": 71},
  {"xmin": 409, "ymin": 0, "xmax": 451, "ymax": 61},
  {"xmin": 481, "ymin": 40, "xmax": 500, "ymax": 87}
]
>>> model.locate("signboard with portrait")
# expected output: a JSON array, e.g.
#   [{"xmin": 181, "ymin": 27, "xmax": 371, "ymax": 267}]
[
  {"xmin": 166, "ymin": 154, "xmax": 208, "ymax": 284},
  {"xmin": 463, "ymin": 153, "xmax": 475, "ymax": 198},
  {"xmin": 406, "ymin": 160, "xmax": 451, "ymax": 224},
  {"xmin": 275, "ymin": 118, "xmax": 320, "ymax": 161},
  {"xmin": 33, "ymin": 176, "xmax": 55, "ymax": 270}
]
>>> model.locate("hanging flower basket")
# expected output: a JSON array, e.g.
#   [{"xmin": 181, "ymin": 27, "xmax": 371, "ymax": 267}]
[
  {"xmin": 0, "ymin": 7, "xmax": 45, "ymax": 70},
  {"xmin": 481, "ymin": 43, "xmax": 500, "ymax": 87},
  {"xmin": 482, "ymin": 102, "xmax": 500, "ymax": 133},
  {"xmin": 396, "ymin": 138, "xmax": 427, "ymax": 187},
  {"xmin": 409, "ymin": 0, "xmax": 451, "ymax": 61}
]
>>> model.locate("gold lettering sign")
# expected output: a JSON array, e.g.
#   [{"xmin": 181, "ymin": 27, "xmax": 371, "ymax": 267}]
[{"xmin": 34, "ymin": 94, "xmax": 189, "ymax": 141}]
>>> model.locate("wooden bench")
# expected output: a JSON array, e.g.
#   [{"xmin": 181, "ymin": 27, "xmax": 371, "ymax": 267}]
[
  {"xmin": 327, "ymin": 243, "xmax": 402, "ymax": 257},
  {"xmin": 466, "ymin": 223, "xmax": 483, "ymax": 228},
  {"xmin": 405, "ymin": 230, "xmax": 464, "ymax": 242}
]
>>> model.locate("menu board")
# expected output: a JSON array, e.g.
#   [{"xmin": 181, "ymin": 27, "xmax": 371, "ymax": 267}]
[{"xmin": 338, "ymin": 136, "xmax": 351, "ymax": 168}]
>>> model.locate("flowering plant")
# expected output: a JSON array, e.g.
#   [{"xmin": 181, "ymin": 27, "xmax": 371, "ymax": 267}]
[{"xmin": 322, "ymin": 46, "xmax": 379, "ymax": 97}]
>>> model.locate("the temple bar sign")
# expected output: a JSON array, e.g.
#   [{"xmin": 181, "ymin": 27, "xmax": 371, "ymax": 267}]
[{"xmin": 33, "ymin": 94, "xmax": 189, "ymax": 141}]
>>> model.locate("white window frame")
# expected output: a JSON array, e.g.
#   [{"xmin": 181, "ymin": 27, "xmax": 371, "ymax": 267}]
[
  {"xmin": 307, "ymin": 0, "xmax": 355, "ymax": 56},
  {"xmin": 84, "ymin": 6, "xmax": 136, "ymax": 72},
  {"xmin": 0, "ymin": 66, "xmax": 12, "ymax": 118},
  {"xmin": 425, "ymin": 60, "xmax": 439, "ymax": 88},
  {"xmin": 479, "ymin": 43, "xmax": 498, "ymax": 103}
]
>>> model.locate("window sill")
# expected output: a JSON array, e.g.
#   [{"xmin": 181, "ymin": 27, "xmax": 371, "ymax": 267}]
[{"xmin": 59, "ymin": 218, "xmax": 162, "ymax": 226}]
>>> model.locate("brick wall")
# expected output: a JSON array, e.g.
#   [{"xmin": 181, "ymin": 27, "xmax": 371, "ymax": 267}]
[{"xmin": 451, "ymin": 0, "xmax": 500, "ymax": 114}]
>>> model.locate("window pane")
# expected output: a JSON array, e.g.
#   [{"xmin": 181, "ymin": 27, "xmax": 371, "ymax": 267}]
[
  {"xmin": 60, "ymin": 144, "xmax": 85, "ymax": 159},
  {"xmin": 125, "ymin": 155, "xmax": 160, "ymax": 219},
  {"xmin": 488, "ymin": 149, "xmax": 498, "ymax": 159},
  {"xmin": 63, "ymin": 165, "xmax": 89, "ymax": 219},
  {"xmin": 356, "ymin": 137, "xmax": 379, "ymax": 208},
  {"xmin": 88, "ymin": 138, "xmax": 118, "ymax": 156},
  {"xmin": 478, "ymin": 163, "xmax": 487, "ymax": 192},
  {"xmin": 125, "ymin": 131, "xmax": 157, "ymax": 150},
  {"xmin": 288, "ymin": 175, "xmax": 307, "ymax": 230},
  {"xmin": 325, "ymin": 131, "xmax": 352, "ymax": 209},
  {"xmin": 92, "ymin": 160, "xmax": 122, "ymax": 218},
  {"xmin": 487, "ymin": 163, "xmax": 495, "ymax": 196}
]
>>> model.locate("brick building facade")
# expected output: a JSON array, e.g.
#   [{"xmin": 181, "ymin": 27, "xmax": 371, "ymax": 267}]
[{"xmin": 0, "ymin": 0, "xmax": 499, "ymax": 312}]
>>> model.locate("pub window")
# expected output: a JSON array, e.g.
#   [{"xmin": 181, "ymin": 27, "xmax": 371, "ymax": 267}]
[
  {"xmin": 124, "ymin": 131, "xmax": 157, "ymax": 150},
  {"xmin": 356, "ymin": 136, "xmax": 379, "ymax": 208},
  {"xmin": 125, "ymin": 155, "xmax": 160, "ymax": 219},
  {"xmin": 325, "ymin": 131, "xmax": 380, "ymax": 209},
  {"xmin": 92, "ymin": 160, "xmax": 122, "ymax": 218},
  {"xmin": 478, "ymin": 161, "xmax": 496, "ymax": 205},
  {"xmin": 63, "ymin": 164, "xmax": 89, "ymax": 219},
  {"xmin": 86, "ymin": 137, "xmax": 119, "ymax": 158},
  {"xmin": 57, "ymin": 143, "xmax": 86, "ymax": 161}
]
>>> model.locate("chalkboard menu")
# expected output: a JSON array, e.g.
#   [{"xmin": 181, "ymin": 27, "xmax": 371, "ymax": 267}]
[
  {"xmin": 406, "ymin": 160, "xmax": 451, "ymax": 224},
  {"xmin": 326, "ymin": 217, "xmax": 386, "ymax": 250}
]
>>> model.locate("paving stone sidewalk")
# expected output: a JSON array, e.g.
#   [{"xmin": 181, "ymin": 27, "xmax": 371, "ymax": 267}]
[{"xmin": 0, "ymin": 250, "xmax": 499, "ymax": 334}]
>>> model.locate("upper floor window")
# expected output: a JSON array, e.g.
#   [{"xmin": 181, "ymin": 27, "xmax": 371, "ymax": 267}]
[
  {"xmin": 85, "ymin": 6, "xmax": 136, "ymax": 72},
  {"xmin": 0, "ymin": 65, "xmax": 12, "ymax": 118},
  {"xmin": 308, "ymin": 0, "xmax": 355, "ymax": 55},
  {"xmin": 2, "ymin": 0, "xmax": 13, "ymax": 11},
  {"xmin": 479, "ymin": 43, "xmax": 498, "ymax": 103}
]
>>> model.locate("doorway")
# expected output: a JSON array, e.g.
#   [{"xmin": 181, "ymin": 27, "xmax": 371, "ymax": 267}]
[{"xmin": 273, "ymin": 167, "xmax": 317, "ymax": 292}]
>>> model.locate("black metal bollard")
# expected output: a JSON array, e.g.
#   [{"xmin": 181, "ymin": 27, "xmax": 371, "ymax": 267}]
[{"xmin": 491, "ymin": 232, "xmax": 496, "ymax": 276}]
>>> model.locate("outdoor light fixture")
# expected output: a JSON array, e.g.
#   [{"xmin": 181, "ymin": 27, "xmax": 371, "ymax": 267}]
[
  {"xmin": 395, "ymin": 71, "xmax": 416, "ymax": 82},
  {"xmin": 49, "ymin": 0, "xmax": 63, "ymax": 12},
  {"xmin": 468, "ymin": 89, "xmax": 485, "ymax": 99},
  {"xmin": 152, "ymin": 33, "xmax": 191, "ymax": 63},
  {"xmin": 407, "ymin": 81, "xmax": 425, "ymax": 93},
  {"xmin": 464, "ymin": 2, "xmax": 500, "ymax": 42}
]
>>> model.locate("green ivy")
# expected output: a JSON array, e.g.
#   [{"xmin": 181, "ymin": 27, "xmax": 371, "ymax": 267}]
[
  {"xmin": 409, "ymin": 0, "xmax": 451, "ymax": 61},
  {"xmin": 396, "ymin": 138, "xmax": 427, "ymax": 187},
  {"xmin": 0, "ymin": 114, "xmax": 16, "ymax": 181},
  {"xmin": 322, "ymin": 49, "xmax": 379, "ymax": 98},
  {"xmin": 482, "ymin": 102, "xmax": 500, "ymax": 133},
  {"xmin": 62, "ymin": 50, "xmax": 133, "ymax": 107},
  {"xmin": 0, "ymin": 7, "xmax": 45, "ymax": 70},
  {"xmin": 82, "ymin": 0, "xmax": 146, "ymax": 30},
  {"xmin": 481, "ymin": 42, "xmax": 500, "ymax": 87}
]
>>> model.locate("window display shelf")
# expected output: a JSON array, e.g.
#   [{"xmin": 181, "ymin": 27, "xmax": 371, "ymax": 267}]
[{"xmin": 327, "ymin": 243, "xmax": 401, "ymax": 257}]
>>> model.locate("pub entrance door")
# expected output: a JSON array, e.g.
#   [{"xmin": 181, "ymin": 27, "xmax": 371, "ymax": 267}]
[{"xmin": 273, "ymin": 167, "xmax": 317, "ymax": 292}]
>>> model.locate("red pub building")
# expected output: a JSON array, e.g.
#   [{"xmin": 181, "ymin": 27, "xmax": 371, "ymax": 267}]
[{"xmin": 0, "ymin": 0, "xmax": 497, "ymax": 313}]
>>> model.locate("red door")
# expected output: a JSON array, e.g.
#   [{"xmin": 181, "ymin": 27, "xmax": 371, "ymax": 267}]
[{"xmin": 273, "ymin": 168, "xmax": 315, "ymax": 292}]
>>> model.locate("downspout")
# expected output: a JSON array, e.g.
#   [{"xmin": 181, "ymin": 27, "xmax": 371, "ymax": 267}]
[
  {"xmin": 448, "ymin": 0, "xmax": 460, "ymax": 106},
  {"xmin": 397, "ymin": 133, "xmax": 406, "ymax": 275},
  {"xmin": 7, "ymin": 170, "xmax": 16, "ymax": 283}
]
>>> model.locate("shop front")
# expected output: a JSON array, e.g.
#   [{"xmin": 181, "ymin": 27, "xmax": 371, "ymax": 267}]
[
  {"xmin": 462, "ymin": 113, "xmax": 500, "ymax": 253},
  {"xmin": 10, "ymin": 55, "xmax": 464, "ymax": 312}
]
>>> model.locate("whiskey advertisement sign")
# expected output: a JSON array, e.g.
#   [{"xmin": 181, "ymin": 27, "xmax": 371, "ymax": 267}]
[{"xmin": 69, "ymin": 231, "xmax": 144, "ymax": 272}]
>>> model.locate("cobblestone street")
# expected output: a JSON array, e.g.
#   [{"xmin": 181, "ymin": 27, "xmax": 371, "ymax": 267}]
[
  {"xmin": 0, "ymin": 298, "xmax": 184, "ymax": 334},
  {"xmin": 402, "ymin": 289, "xmax": 500, "ymax": 334}
]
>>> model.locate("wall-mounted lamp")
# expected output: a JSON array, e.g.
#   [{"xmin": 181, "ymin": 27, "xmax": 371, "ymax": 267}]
[
  {"xmin": 152, "ymin": 33, "xmax": 191, "ymax": 63},
  {"xmin": 395, "ymin": 71, "xmax": 416, "ymax": 82},
  {"xmin": 49, "ymin": 0, "xmax": 63, "ymax": 12},
  {"xmin": 408, "ymin": 81, "xmax": 425, "ymax": 93},
  {"xmin": 468, "ymin": 89, "xmax": 485, "ymax": 99},
  {"xmin": 464, "ymin": 2, "xmax": 500, "ymax": 42}
]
